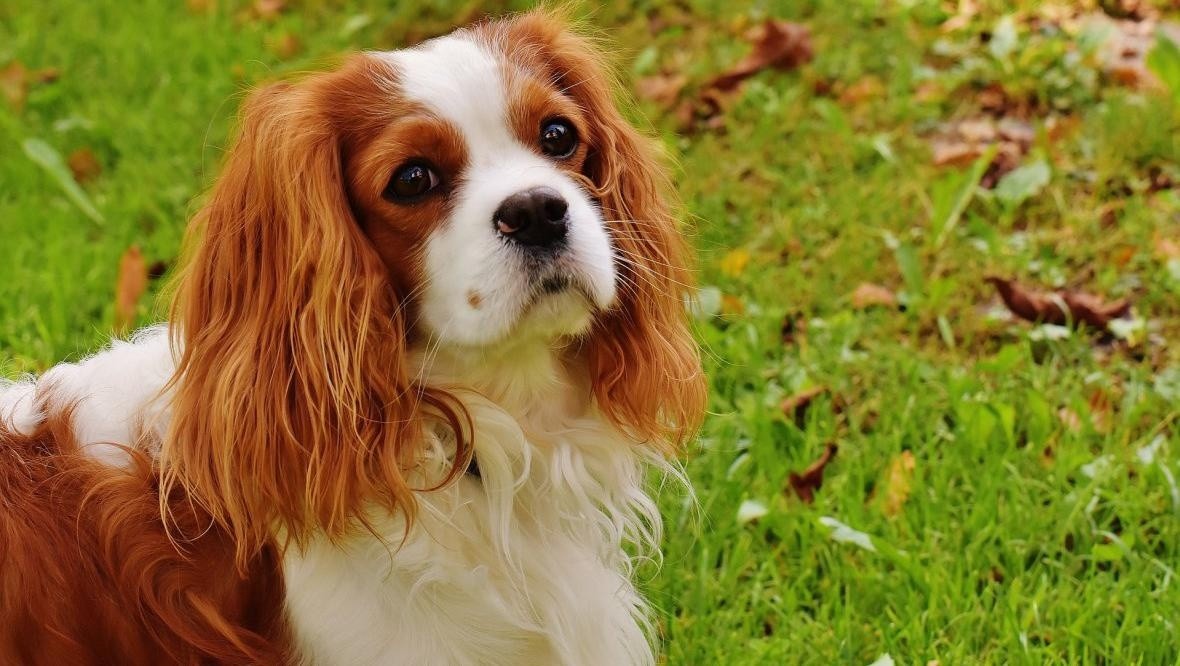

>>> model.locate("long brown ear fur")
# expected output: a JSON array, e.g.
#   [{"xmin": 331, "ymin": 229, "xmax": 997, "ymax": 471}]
[
  {"xmin": 498, "ymin": 11, "xmax": 707, "ymax": 453},
  {"xmin": 164, "ymin": 63, "xmax": 467, "ymax": 567}
]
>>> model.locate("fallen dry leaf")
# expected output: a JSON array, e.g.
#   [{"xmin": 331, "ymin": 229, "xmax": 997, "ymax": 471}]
[
  {"xmin": 786, "ymin": 442, "xmax": 838, "ymax": 504},
  {"xmin": 780, "ymin": 311, "xmax": 808, "ymax": 348},
  {"xmin": 67, "ymin": 148, "xmax": 102, "ymax": 185},
  {"xmin": 878, "ymin": 450, "xmax": 916, "ymax": 517},
  {"xmin": 940, "ymin": 0, "xmax": 980, "ymax": 32},
  {"xmin": 254, "ymin": 0, "xmax": 285, "ymax": 19},
  {"xmin": 115, "ymin": 246, "xmax": 148, "ymax": 332},
  {"xmin": 681, "ymin": 19, "xmax": 812, "ymax": 130},
  {"xmin": 720, "ymin": 294, "xmax": 745, "ymax": 316},
  {"xmin": 838, "ymin": 75, "xmax": 884, "ymax": 106},
  {"xmin": 1154, "ymin": 233, "xmax": 1180, "ymax": 260},
  {"xmin": 781, "ymin": 385, "xmax": 827, "ymax": 419},
  {"xmin": 851, "ymin": 282, "xmax": 897, "ymax": 309},
  {"xmin": 719, "ymin": 248, "xmax": 751, "ymax": 278},
  {"xmin": 928, "ymin": 117, "xmax": 1035, "ymax": 186},
  {"xmin": 985, "ymin": 276, "xmax": 1133, "ymax": 332},
  {"xmin": 268, "ymin": 32, "xmax": 302, "ymax": 60},
  {"xmin": 636, "ymin": 73, "xmax": 687, "ymax": 109},
  {"xmin": 1, "ymin": 61, "xmax": 60, "ymax": 111},
  {"xmin": 709, "ymin": 20, "xmax": 813, "ymax": 92},
  {"xmin": 1, "ymin": 61, "xmax": 28, "ymax": 110}
]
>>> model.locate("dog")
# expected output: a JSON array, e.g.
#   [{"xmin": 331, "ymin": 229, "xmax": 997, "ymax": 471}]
[{"xmin": 0, "ymin": 10, "xmax": 704, "ymax": 665}]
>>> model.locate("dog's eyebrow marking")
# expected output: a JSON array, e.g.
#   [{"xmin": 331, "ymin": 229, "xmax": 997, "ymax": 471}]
[{"xmin": 466, "ymin": 290, "xmax": 483, "ymax": 309}]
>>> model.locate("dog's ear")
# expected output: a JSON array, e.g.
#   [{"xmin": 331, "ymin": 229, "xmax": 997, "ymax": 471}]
[
  {"xmin": 163, "ymin": 63, "xmax": 466, "ymax": 565},
  {"xmin": 500, "ymin": 12, "xmax": 706, "ymax": 453}
]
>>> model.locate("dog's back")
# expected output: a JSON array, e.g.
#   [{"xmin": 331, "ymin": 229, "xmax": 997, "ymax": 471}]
[{"xmin": 0, "ymin": 387, "xmax": 288, "ymax": 665}]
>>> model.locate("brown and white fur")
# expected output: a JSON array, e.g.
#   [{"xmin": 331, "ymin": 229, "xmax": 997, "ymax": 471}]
[{"xmin": 0, "ymin": 11, "xmax": 704, "ymax": 665}]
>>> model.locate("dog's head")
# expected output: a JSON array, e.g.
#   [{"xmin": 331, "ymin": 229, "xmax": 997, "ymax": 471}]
[{"xmin": 164, "ymin": 10, "xmax": 704, "ymax": 560}]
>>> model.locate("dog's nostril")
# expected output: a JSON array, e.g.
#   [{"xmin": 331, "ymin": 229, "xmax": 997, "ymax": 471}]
[
  {"xmin": 493, "ymin": 186, "xmax": 569, "ymax": 248},
  {"xmin": 542, "ymin": 196, "xmax": 568, "ymax": 223}
]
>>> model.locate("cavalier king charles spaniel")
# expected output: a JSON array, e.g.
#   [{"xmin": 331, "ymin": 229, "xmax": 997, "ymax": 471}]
[{"xmin": 0, "ymin": 10, "xmax": 704, "ymax": 666}]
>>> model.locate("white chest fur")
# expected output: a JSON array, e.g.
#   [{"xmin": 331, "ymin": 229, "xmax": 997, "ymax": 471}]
[{"xmin": 281, "ymin": 392, "xmax": 661, "ymax": 666}]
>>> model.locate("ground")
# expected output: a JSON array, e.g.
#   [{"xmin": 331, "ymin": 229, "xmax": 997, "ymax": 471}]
[{"xmin": 2, "ymin": 1, "xmax": 1179, "ymax": 663}]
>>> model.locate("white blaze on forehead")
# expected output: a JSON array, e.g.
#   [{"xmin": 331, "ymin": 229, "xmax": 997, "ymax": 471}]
[{"xmin": 382, "ymin": 34, "xmax": 513, "ymax": 162}]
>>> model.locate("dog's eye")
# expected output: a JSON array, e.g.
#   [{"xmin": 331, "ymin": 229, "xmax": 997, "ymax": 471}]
[
  {"xmin": 539, "ymin": 119, "xmax": 578, "ymax": 159},
  {"xmin": 385, "ymin": 162, "xmax": 440, "ymax": 202}
]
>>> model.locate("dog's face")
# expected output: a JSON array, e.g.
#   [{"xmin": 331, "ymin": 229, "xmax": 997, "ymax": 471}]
[
  {"xmin": 166, "ymin": 12, "xmax": 705, "ymax": 555},
  {"xmin": 346, "ymin": 33, "xmax": 617, "ymax": 348}
]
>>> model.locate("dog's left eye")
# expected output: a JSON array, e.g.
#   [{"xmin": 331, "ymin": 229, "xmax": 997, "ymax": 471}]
[
  {"xmin": 539, "ymin": 119, "xmax": 578, "ymax": 159},
  {"xmin": 384, "ymin": 162, "xmax": 440, "ymax": 202}
]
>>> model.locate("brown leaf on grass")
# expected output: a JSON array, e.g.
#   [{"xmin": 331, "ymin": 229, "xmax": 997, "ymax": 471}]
[
  {"xmin": 837, "ymin": 75, "xmax": 884, "ymax": 106},
  {"xmin": 67, "ymin": 148, "xmax": 102, "ymax": 185},
  {"xmin": 680, "ymin": 20, "xmax": 812, "ymax": 130},
  {"xmin": 268, "ymin": 32, "xmax": 302, "ymax": 60},
  {"xmin": 636, "ymin": 73, "xmax": 687, "ymax": 109},
  {"xmin": 786, "ymin": 442, "xmax": 838, "ymax": 504},
  {"xmin": 878, "ymin": 450, "xmax": 916, "ymax": 517},
  {"xmin": 781, "ymin": 385, "xmax": 828, "ymax": 426},
  {"xmin": 1, "ymin": 61, "xmax": 61, "ymax": 111},
  {"xmin": 708, "ymin": 20, "xmax": 813, "ymax": 92},
  {"xmin": 254, "ymin": 0, "xmax": 286, "ymax": 19},
  {"xmin": 115, "ymin": 246, "xmax": 148, "ymax": 332},
  {"xmin": 1154, "ymin": 233, "xmax": 1180, "ymax": 259},
  {"xmin": 720, "ymin": 294, "xmax": 745, "ymax": 316},
  {"xmin": 850, "ymin": 282, "xmax": 897, "ymax": 309},
  {"xmin": 780, "ymin": 311, "xmax": 808, "ymax": 348},
  {"xmin": 985, "ymin": 276, "xmax": 1133, "ymax": 332},
  {"xmin": 940, "ymin": 0, "xmax": 979, "ymax": 32},
  {"xmin": 929, "ymin": 117, "xmax": 1035, "ymax": 186}
]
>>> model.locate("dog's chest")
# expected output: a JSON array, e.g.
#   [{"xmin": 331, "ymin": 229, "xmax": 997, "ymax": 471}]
[{"xmin": 280, "ymin": 399, "xmax": 657, "ymax": 666}]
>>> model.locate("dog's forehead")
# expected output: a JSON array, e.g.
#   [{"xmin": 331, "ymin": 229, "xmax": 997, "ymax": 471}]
[{"xmin": 377, "ymin": 34, "xmax": 514, "ymax": 152}]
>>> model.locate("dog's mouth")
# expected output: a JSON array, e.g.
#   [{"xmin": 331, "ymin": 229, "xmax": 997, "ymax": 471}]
[{"xmin": 538, "ymin": 275, "xmax": 573, "ymax": 295}]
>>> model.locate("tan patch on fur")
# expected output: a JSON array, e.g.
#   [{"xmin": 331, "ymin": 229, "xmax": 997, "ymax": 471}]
[{"xmin": 466, "ymin": 290, "xmax": 483, "ymax": 309}]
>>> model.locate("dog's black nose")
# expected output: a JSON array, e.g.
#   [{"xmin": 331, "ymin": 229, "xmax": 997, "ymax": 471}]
[{"xmin": 493, "ymin": 186, "xmax": 569, "ymax": 248}]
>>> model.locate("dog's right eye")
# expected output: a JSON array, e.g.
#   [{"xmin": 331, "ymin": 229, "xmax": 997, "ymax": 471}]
[{"xmin": 385, "ymin": 162, "xmax": 440, "ymax": 202}]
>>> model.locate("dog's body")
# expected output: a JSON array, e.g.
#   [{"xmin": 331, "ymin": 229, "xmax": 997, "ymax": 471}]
[{"xmin": 1, "ymin": 12, "xmax": 703, "ymax": 665}]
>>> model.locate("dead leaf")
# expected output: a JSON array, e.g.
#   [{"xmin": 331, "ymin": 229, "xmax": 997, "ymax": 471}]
[
  {"xmin": 708, "ymin": 20, "xmax": 813, "ymax": 92},
  {"xmin": 786, "ymin": 443, "xmax": 838, "ymax": 504},
  {"xmin": 67, "ymin": 148, "xmax": 102, "ymax": 185},
  {"xmin": 1153, "ymin": 233, "xmax": 1180, "ymax": 259},
  {"xmin": 1088, "ymin": 388, "xmax": 1113, "ymax": 433},
  {"xmin": 720, "ymin": 294, "xmax": 745, "ymax": 316},
  {"xmin": 719, "ymin": 248, "xmax": 751, "ymax": 277},
  {"xmin": 254, "ymin": 0, "xmax": 285, "ymax": 19},
  {"xmin": 1, "ymin": 61, "xmax": 28, "ymax": 110},
  {"xmin": 780, "ymin": 311, "xmax": 808, "ymax": 348},
  {"xmin": 838, "ymin": 76, "xmax": 884, "ymax": 106},
  {"xmin": 781, "ymin": 385, "xmax": 828, "ymax": 425},
  {"xmin": 1, "ymin": 61, "xmax": 60, "ymax": 111},
  {"xmin": 940, "ymin": 0, "xmax": 979, "ymax": 32},
  {"xmin": 115, "ymin": 246, "xmax": 148, "ymax": 332},
  {"xmin": 268, "ymin": 32, "xmax": 302, "ymax": 60},
  {"xmin": 636, "ymin": 73, "xmax": 687, "ymax": 109},
  {"xmin": 146, "ymin": 260, "xmax": 170, "ymax": 281},
  {"xmin": 878, "ymin": 450, "xmax": 915, "ymax": 517},
  {"xmin": 1058, "ymin": 407, "xmax": 1083, "ymax": 433},
  {"xmin": 851, "ymin": 282, "xmax": 897, "ymax": 309},
  {"xmin": 928, "ymin": 117, "xmax": 1034, "ymax": 186},
  {"xmin": 985, "ymin": 276, "xmax": 1133, "ymax": 332}
]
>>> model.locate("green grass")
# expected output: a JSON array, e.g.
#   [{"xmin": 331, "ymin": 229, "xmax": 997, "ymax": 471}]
[{"xmin": 3, "ymin": 1, "xmax": 1180, "ymax": 663}]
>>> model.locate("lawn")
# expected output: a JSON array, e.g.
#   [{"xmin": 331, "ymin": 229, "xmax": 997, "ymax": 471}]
[{"xmin": 3, "ymin": 0, "xmax": 1180, "ymax": 663}]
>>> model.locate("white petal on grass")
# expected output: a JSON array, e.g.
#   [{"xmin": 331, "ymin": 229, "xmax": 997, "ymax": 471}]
[
  {"xmin": 690, "ymin": 286, "xmax": 723, "ymax": 319},
  {"xmin": 1029, "ymin": 324, "xmax": 1071, "ymax": 341},
  {"xmin": 1137, "ymin": 435, "xmax": 1167, "ymax": 465},
  {"xmin": 867, "ymin": 655, "xmax": 895, "ymax": 666},
  {"xmin": 819, "ymin": 516, "xmax": 876, "ymax": 552},
  {"xmin": 1108, "ymin": 316, "xmax": 1145, "ymax": 342},
  {"xmin": 1081, "ymin": 455, "xmax": 1114, "ymax": 479},
  {"xmin": 737, "ymin": 499, "xmax": 768, "ymax": 525}
]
